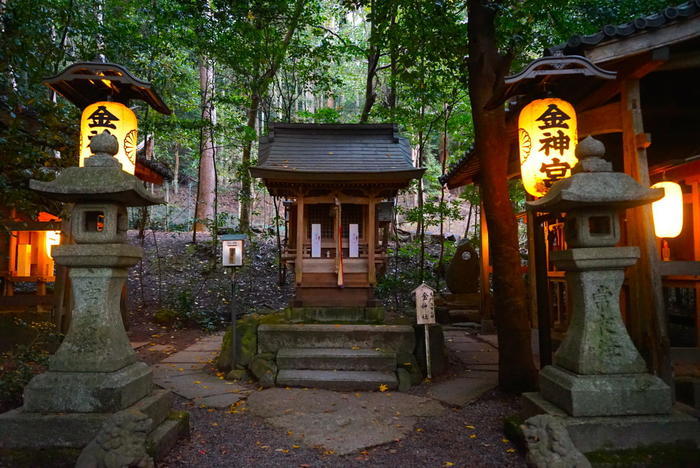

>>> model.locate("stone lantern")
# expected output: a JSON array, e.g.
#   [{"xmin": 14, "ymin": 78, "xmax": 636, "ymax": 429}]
[
  {"xmin": 524, "ymin": 136, "xmax": 700, "ymax": 453},
  {"xmin": 0, "ymin": 131, "xmax": 187, "ymax": 463}
]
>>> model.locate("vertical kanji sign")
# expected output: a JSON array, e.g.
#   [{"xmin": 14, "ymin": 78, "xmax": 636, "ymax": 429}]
[
  {"xmin": 413, "ymin": 282, "xmax": 436, "ymax": 378},
  {"xmin": 414, "ymin": 283, "xmax": 436, "ymax": 325}
]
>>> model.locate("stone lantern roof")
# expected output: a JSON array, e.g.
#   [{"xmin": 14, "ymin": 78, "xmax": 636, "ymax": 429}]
[
  {"xmin": 29, "ymin": 131, "xmax": 163, "ymax": 207},
  {"xmin": 527, "ymin": 136, "xmax": 663, "ymax": 213}
]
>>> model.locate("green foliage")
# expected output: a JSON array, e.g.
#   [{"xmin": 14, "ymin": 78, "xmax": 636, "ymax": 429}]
[
  {"xmin": 162, "ymin": 288, "xmax": 221, "ymax": 331},
  {"xmin": 0, "ymin": 319, "xmax": 62, "ymax": 411},
  {"xmin": 376, "ymin": 236, "xmax": 457, "ymax": 311}
]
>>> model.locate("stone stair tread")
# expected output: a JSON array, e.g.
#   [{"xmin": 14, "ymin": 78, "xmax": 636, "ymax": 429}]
[
  {"xmin": 277, "ymin": 347, "xmax": 397, "ymax": 371},
  {"xmin": 278, "ymin": 347, "xmax": 395, "ymax": 358},
  {"xmin": 258, "ymin": 323, "xmax": 415, "ymax": 354},
  {"xmin": 259, "ymin": 324, "xmax": 413, "ymax": 332},
  {"xmin": 277, "ymin": 369, "xmax": 398, "ymax": 391}
]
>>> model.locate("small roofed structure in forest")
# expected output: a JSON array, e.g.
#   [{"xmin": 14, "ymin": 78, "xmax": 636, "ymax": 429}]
[{"xmin": 251, "ymin": 123, "xmax": 424, "ymax": 307}]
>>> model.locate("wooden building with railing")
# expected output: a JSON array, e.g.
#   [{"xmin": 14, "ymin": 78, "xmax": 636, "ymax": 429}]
[{"xmin": 251, "ymin": 123, "xmax": 424, "ymax": 307}]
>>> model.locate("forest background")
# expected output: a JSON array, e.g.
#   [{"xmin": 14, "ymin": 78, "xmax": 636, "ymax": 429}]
[{"xmin": 0, "ymin": 0, "xmax": 670, "ymax": 392}]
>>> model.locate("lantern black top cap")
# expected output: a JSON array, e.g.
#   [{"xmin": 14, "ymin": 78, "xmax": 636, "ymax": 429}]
[
  {"xmin": 44, "ymin": 61, "xmax": 171, "ymax": 115},
  {"xmin": 486, "ymin": 55, "xmax": 616, "ymax": 109}
]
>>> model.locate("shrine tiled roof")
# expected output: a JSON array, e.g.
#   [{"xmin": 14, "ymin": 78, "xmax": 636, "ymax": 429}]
[
  {"xmin": 252, "ymin": 123, "xmax": 424, "ymax": 183},
  {"xmin": 546, "ymin": 0, "xmax": 700, "ymax": 57}
]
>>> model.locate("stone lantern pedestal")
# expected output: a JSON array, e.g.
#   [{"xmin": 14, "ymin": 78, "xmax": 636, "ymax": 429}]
[
  {"xmin": 0, "ymin": 132, "xmax": 188, "ymax": 464},
  {"xmin": 523, "ymin": 137, "xmax": 700, "ymax": 455}
]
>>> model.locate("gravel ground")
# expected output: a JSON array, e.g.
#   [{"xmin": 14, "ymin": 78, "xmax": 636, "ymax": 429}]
[{"xmin": 161, "ymin": 388, "xmax": 525, "ymax": 468}]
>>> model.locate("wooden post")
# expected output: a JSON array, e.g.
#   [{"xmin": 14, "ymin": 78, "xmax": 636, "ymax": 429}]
[
  {"xmin": 691, "ymin": 182, "xmax": 700, "ymax": 346},
  {"xmin": 335, "ymin": 197, "xmax": 343, "ymax": 287},
  {"xmin": 479, "ymin": 200, "xmax": 492, "ymax": 322},
  {"xmin": 621, "ymin": 78, "xmax": 671, "ymax": 383},
  {"xmin": 368, "ymin": 197, "xmax": 376, "ymax": 285},
  {"xmin": 533, "ymin": 214, "xmax": 552, "ymax": 368},
  {"xmin": 295, "ymin": 195, "xmax": 304, "ymax": 285},
  {"xmin": 7, "ymin": 229, "xmax": 17, "ymax": 296}
]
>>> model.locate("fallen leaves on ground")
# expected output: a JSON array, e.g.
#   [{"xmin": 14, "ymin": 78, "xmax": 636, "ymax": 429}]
[{"xmin": 378, "ymin": 384, "xmax": 389, "ymax": 392}]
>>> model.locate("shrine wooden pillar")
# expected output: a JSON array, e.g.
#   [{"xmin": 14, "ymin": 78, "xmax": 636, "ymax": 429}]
[
  {"xmin": 621, "ymin": 78, "xmax": 671, "ymax": 383},
  {"xmin": 295, "ymin": 194, "xmax": 304, "ymax": 285},
  {"xmin": 479, "ymin": 199, "xmax": 492, "ymax": 321},
  {"xmin": 691, "ymin": 181, "xmax": 700, "ymax": 346}
]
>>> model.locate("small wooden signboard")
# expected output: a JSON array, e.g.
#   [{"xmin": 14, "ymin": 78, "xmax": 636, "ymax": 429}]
[
  {"xmin": 349, "ymin": 223, "xmax": 359, "ymax": 258},
  {"xmin": 311, "ymin": 223, "xmax": 321, "ymax": 258},
  {"xmin": 414, "ymin": 282, "xmax": 436, "ymax": 325},
  {"xmin": 413, "ymin": 282, "xmax": 436, "ymax": 378}
]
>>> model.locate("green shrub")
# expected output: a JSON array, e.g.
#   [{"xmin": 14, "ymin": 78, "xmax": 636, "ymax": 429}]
[{"xmin": 0, "ymin": 319, "xmax": 62, "ymax": 411}]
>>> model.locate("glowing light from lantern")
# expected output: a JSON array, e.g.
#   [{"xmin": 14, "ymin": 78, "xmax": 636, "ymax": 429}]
[
  {"xmin": 651, "ymin": 181, "xmax": 683, "ymax": 238},
  {"xmin": 79, "ymin": 101, "xmax": 138, "ymax": 174},
  {"xmin": 45, "ymin": 230, "xmax": 61, "ymax": 259},
  {"xmin": 518, "ymin": 98, "xmax": 578, "ymax": 197}
]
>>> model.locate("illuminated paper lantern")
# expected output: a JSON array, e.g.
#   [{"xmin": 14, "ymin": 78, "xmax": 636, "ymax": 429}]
[
  {"xmin": 518, "ymin": 98, "xmax": 578, "ymax": 197},
  {"xmin": 45, "ymin": 230, "xmax": 61, "ymax": 259},
  {"xmin": 79, "ymin": 101, "xmax": 138, "ymax": 174},
  {"xmin": 651, "ymin": 181, "xmax": 683, "ymax": 238}
]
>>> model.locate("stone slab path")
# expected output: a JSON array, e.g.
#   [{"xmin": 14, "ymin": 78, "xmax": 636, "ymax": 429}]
[
  {"xmin": 152, "ymin": 327, "xmax": 502, "ymax": 455},
  {"xmin": 247, "ymin": 387, "xmax": 445, "ymax": 455},
  {"xmin": 152, "ymin": 333, "xmax": 252, "ymax": 408},
  {"xmin": 429, "ymin": 329, "xmax": 499, "ymax": 406}
]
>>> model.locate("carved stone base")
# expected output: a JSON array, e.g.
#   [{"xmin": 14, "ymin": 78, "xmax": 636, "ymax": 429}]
[
  {"xmin": 23, "ymin": 362, "xmax": 152, "ymax": 413},
  {"xmin": 539, "ymin": 365, "xmax": 672, "ymax": 417},
  {"xmin": 0, "ymin": 389, "xmax": 187, "ymax": 466},
  {"xmin": 523, "ymin": 392, "xmax": 700, "ymax": 453}
]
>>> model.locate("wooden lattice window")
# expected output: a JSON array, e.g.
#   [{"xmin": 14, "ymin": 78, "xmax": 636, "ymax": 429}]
[
  {"xmin": 342, "ymin": 204, "xmax": 363, "ymax": 238},
  {"xmin": 307, "ymin": 204, "xmax": 334, "ymax": 239}
]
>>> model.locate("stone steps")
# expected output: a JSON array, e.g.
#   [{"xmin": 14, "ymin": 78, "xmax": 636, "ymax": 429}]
[
  {"xmin": 277, "ymin": 347, "xmax": 396, "ymax": 371},
  {"xmin": 276, "ymin": 369, "xmax": 398, "ymax": 391},
  {"xmin": 147, "ymin": 412, "xmax": 190, "ymax": 460},
  {"xmin": 258, "ymin": 324, "xmax": 415, "ymax": 354},
  {"xmin": 285, "ymin": 307, "xmax": 384, "ymax": 323}
]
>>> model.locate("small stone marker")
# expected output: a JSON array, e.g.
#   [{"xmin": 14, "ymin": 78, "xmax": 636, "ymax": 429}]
[{"xmin": 413, "ymin": 283, "xmax": 436, "ymax": 378}]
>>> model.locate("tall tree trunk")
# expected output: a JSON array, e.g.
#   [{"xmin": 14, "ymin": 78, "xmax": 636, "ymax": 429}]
[
  {"xmin": 238, "ymin": 94, "xmax": 260, "ymax": 233},
  {"xmin": 239, "ymin": 0, "xmax": 307, "ymax": 233},
  {"xmin": 359, "ymin": 48, "xmax": 380, "ymax": 123},
  {"xmin": 467, "ymin": 0, "xmax": 536, "ymax": 392},
  {"xmin": 193, "ymin": 56, "xmax": 217, "ymax": 237},
  {"xmin": 173, "ymin": 143, "xmax": 180, "ymax": 195}
]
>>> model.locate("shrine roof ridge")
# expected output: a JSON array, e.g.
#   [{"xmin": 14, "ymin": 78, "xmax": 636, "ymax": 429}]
[
  {"xmin": 546, "ymin": 0, "xmax": 700, "ymax": 57},
  {"xmin": 253, "ymin": 122, "xmax": 421, "ymax": 180}
]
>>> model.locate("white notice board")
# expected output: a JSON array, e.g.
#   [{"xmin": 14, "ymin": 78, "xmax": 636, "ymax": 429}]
[
  {"xmin": 349, "ymin": 224, "xmax": 359, "ymax": 258},
  {"xmin": 414, "ymin": 283, "xmax": 436, "ymax": 325},
  {"xmin": 311, "ymin": 223, "xmax": 321, "ymax": 258}
]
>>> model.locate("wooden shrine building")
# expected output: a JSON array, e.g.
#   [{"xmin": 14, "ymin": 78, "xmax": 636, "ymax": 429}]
[
  {"xmin": 251, "ymin": 123, "xmax": 424, "ymax": 307},
  {"xmin": 442, "ymin": 1, "xmax": 700, "ymax": 381}
]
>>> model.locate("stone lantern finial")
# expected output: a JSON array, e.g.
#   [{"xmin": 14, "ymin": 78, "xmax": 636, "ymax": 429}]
[
  {"xmin": 573, "ymin": 135, "xmax": 611, "ymax": 173},
  {"xmin": 85, "ymin": 130, "xmax": 122, "ymax": 168}
]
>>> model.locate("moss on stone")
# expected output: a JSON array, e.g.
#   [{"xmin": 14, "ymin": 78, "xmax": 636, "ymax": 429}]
[
  {"xmin": 585, "ymin": 443, "xmax": 700, "ymax": 467},
  {"xmin": 216, "ymin": 311, "xmax": 290, "ymax": 372},
  {"xmin": 397, "ymin": 351, "xmax": 423, "ymax": 385},
  {"xmin": 167, "ymin": 410, "xmax": 190, "ymax": 422}
]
